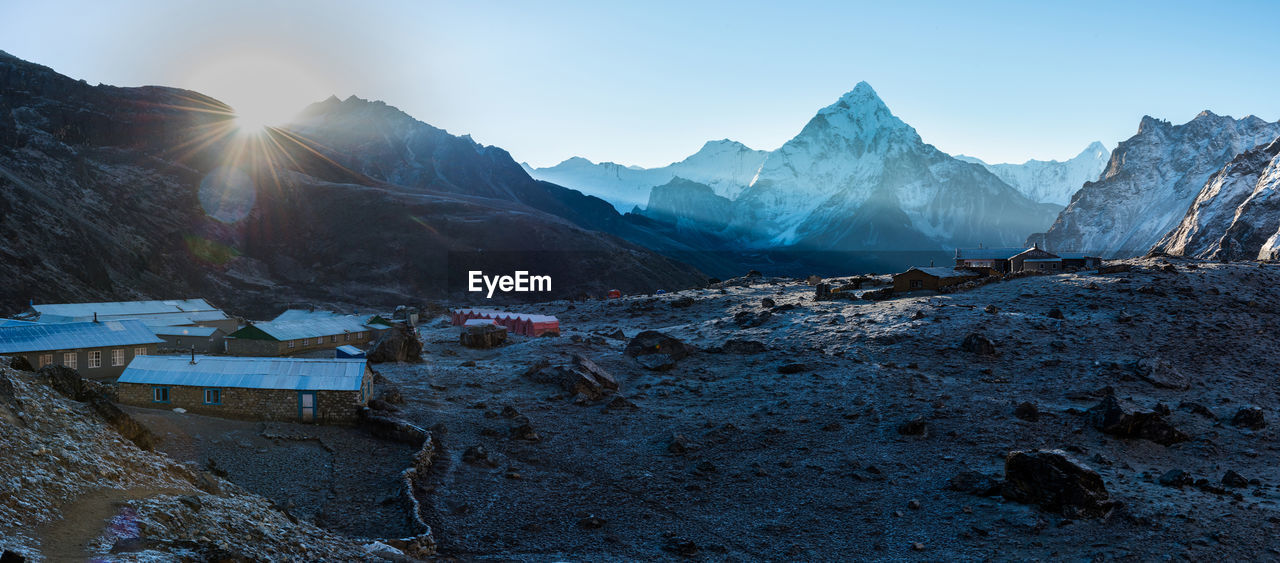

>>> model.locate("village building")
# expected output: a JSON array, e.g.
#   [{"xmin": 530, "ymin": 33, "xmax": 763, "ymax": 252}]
[
  {"xmin": 117, "ymin": 355, "xmax": 373, "ymax": 423},
  {"xmin": 152, "ymin": 325, "xmax": 227, "ymax": 354},
  {"xmin": 0, "ymin": 320, "xmax": 162, "ymax": 379},
  {"xmin": 450, "ymin": 308, "xmax": 560, "ymax": 337},
  {"xmin": 1057, "ymin": 252, "xmax": 1103, "ymax": 270},
  {"xmin": 892, "ymin": 267, "xmax": 983, "ymax": 293},
  {"xmin": 224, "ymin": 315, "xmax": 387, "ymax": 356},
  {"xmin": 954, "ymin": 245, "xmax": 1064, "ymax": 274},
  {"xmin": 31, "ymin": 298, "xmax": 239, "ymax": 334}
]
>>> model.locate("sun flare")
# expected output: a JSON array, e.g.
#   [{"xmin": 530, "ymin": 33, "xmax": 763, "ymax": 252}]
[{"xmin": 185, "ymin": 51, "xmax": 330, "ymax": 133}]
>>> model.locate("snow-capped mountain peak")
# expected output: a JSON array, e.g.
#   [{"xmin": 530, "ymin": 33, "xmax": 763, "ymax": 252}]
[{"xmin": 956, "ymin": 141, "xmax": 1110, "ymax": 206}]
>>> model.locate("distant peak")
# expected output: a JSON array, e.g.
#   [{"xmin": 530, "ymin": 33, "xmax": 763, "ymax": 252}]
[
  {"xmin": 697, "ymin": 139, "xmax": 752, "ymax": 152},
  {"xmin": 1194, "ymin": 109, "xmax": 1219, "ymax": 120},
  {"xmin": 835, "ymin": 81, "xmax": 885, "ymax": 108},
  {"xmin": 1137, "ymin": 115, "xmax": 1170, "ymax": 134},
  {"xmin": 1079, "ymin": 141, "xmax": 1108, "ymax": 157}
]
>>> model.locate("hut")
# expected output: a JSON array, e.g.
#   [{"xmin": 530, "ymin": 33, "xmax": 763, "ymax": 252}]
[
  {"xmin": 117, "ymin": 355, "xmax": 373, "ymax": 423},
  {"xmin": 955, "ymin": 245, "xmax": 1062, "ymax": 274},
  {"xmin": 892, "ymin": 267, "xmax": 982, "ymax": 293},
  {"xmin": 224, "ymin": 315, "xmax": 382, "ymax": 356},
  {"xmin": 450, "ymin": 309, "xmax": 560, "ymax": 337},
  {"xmin": 1057, "ymin": 252, "xmax": 1103, "ymax": 270},
  {"xmin": 153, "ymin": 325, "xmax": 227, "ymax": 354},
  {"xmin": 0, "ymin": 320, "xmax": 162, "ymax": 379}
]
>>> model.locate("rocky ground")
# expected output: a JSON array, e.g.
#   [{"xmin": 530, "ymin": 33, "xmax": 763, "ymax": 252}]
[
  {"xmin": 124, "ymin": 407, "xmax": 418, "ymax": 539},
  {"xmin": 375, "ymin": 256, "xmax": 1280, "ymax": 560},
  {"xmin": 0, "ymin": 359, "xmax": 384, "ymax": 561},
  {"xmin": 7, "ymin": 256, "xmax": 1280, "ymax": 561}
]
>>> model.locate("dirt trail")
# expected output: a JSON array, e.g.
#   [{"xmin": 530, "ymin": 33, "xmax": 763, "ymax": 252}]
[{"xmin": 35, "ymin": 487, "xmax": 192, "ymax": 562}]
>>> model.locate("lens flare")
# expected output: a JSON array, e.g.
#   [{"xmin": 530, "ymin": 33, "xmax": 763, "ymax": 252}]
[{"xmin": 198, "ymin": 166, "xmax": 256, "ymax": 223}]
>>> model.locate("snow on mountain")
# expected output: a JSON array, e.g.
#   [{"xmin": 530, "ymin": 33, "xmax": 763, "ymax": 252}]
[
  {"xmin": 1154, "ymin": 137, "xmax": 1280, "ymax": 260},
  {"xmin": 955, "ymin": 141, "xmax": 1109, "ymax": 206},
  {"xmin": 726, "ymin": 82, "xmax": 1058, "ymax": 250},
  {"xmin": 1040, "ymin": 112, "xmax": 1280, "ymax": 258},
  {"xmin": 525, "ymin": 140, "xmax": 768, "ymax": 212}
]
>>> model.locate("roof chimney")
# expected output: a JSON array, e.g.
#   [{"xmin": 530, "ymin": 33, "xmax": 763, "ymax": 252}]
[
  {"xmin": 93, "ymin": 312, "xmax": 99, "ymax": 323},
  {"xmin": 190, "ymin": 346, "xmax": 197, "ymax": 365}
]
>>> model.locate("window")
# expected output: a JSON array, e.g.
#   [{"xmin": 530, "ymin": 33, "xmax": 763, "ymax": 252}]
[
  {"xmin": 343, "ymin": 332, "xmax": 350, "ymax": 342},
  {"xmin": 135, "ymin": 347, "xmax": 147, "ymax": 357},
  {"xmin": 330, "ymin": 335, "xmax": 337, "ymax": 344},
  {"xmin": 203, "ymin": 388, "xmax": 221, "ymax": 405},
  {"xmin": 288, "ymin": 340, "xmax": 296, "ymax": 349},
  {"xmin": 152, "ymin": 386, "xmax": 169, "ymax": 403},
  {"xmin": 88, "ymin": 351, "xmax": 101, "ymax": 369},
  {"xmin": 39, "ymin": 354, "xmax": 52, "ymax": 368},
  {"xmin": 111, "ymin": 349, "xmax": 125, "ymax": 367},
  {"xmin": 909, "ymin": 280, "xmax": 923, "ymax": 289},
  {"xmin": 63, "ymin": 352, "xmax": 77, "ymax": 369}
]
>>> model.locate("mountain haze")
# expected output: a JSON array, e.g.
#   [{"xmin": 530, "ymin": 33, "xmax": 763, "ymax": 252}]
[{"xmin": 955, "ymin": 141, "xmax": 1108, "ymax": 206}]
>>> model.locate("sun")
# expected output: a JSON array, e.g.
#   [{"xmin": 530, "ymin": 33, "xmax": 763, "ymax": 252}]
[{"xmin": 184, "ymin": 51, "xmax": 330, "ymax": 134}]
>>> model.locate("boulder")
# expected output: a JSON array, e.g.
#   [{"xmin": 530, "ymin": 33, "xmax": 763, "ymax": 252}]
[
  {"xmin": 1133, "ymin": 358, "xmax": 1190, "ymax": 390},
  {"xmin": 761, "ymin": 297, "xmax": 776, "ymax": 308},
  {"xmin": 1157, "ymin": 469, "xmax": 1191, "ymax": 488},
  {"xmin": 1231, "ymin": 406, "xmax": 1266, "ymax": 430},
  {"xmin": 776, "ymin": 363, "xmax": 807, "ymax": 374},
  {"xmin": 1014, "ymin": 402, "xmax": 1040, "ymax": 422},
  {"xmin": 625, "ymin": 331, "xmax": 691, "ymax": 371},
  {"xmin": 896, "ymin": 416, "xmax": 927, "ymax": 437},
  {"xmin": 1001, "ymin": 449, "xmax": 1115, "ymax": 518},
  {"xmin": 670, "ymin": 296, "xmax": 695, "ymax": 308},
  {"xmin": 733, "ymin": 310, "xmax": 772, "ymax": 328},
  {"xmin": 1086, "ymin": 388, "xmax": 1189, "ymax": 445},
  {"xmin": 1222, "ymin": 470, "xmax": 1249, "ymax": 488},
  {"xmin": 459, "ymin": 323, "xmax": 506, "ymax": 350},
  {"xmin": 368, "ymin": 324, "xmax": 424, "ymax": 363},
  {"xmin": 961, "ymin": 333, "xmax": 997, "ymax": 356}
]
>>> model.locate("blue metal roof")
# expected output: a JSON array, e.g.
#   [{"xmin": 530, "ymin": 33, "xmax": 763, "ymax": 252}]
[
  {"xmin": 151, "ymin": 325, "xmax": 221, "ymax": 337},
  {"xmin": 335, "ymin": 345, "xmax": 366, "ymax": 358},
  {"xmin": 33, "ymin": 299, "xmax": 231, "ymax": 326},
  {"xmin": 0, "ymin": 320, "xmax": 164, "ymax": 354},
  {"xmin": 119, "ymin": 355, "xmax": 367, "ymax": 391},
  {"xmin": 235, "ymin": 316, "xmax": 375, "ymax": 341},
  {"xmin": 0, "ymin": 318, "xmax": 38, "ymax": 328}
]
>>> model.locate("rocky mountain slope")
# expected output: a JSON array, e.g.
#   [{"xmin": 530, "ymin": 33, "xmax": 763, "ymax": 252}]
[
  {"xmin": 0, "ymin": 358, "xmax": 381, "ymax": 560},
  {"xmin": 524, "ymin": 139, "xmax": 769, "ymax": 213},
  {"xmin": 956, "ymin": 141, "xmax": 1108, "ymax": 206},
  {"xmin": 727, "ymin": 83, "xmax": 1058, "ymax": 251},
  {"xmin": 1039, "ymin": 112, "xmax": 1280, "ymax": 257},
  {"xmin": 1154, "ymin": 138, "xmax": 1280, "ymax": 260},
  {"xmin": 0, "ymin": 51, "xmax": 705, "ymax": 317}
]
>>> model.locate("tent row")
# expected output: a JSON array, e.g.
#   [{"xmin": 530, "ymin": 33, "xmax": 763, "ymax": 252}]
[{"xmin": 450, "ymin": 308, "xmax": 560, "ymax": 337}]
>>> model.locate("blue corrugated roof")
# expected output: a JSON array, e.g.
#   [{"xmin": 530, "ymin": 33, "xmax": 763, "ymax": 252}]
[
  {"xmin": 272, "ymin": 309, "xmax": 344, "ymax": 322},
  {"xmin": 335, "ymin": 345, "xmax": 366, "ymax": 358},
  {"xmin": 119, "ymin": 355, "xmax": 367, "ymax": 391},
  {"xmin": 0, "ymin": 320, "xmax": 164, "ymax": 354},
  {"xmin": 34, "ymin": 299, "xmax": 231, "ymax": 326},
  {"xmin": 235, "ymin": 316, "xmax": 375, "ymax": 341},
  {"xmin": 152, "ymin": 325, "xmax": 220, "ymax": 337},
  {"xmin": 0, "ymin": 318, "xmax": 38, "ymax": 328}
]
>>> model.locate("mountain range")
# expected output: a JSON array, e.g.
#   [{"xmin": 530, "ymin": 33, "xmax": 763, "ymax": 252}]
[
  {"xmin": 1039, "ymin": 111, "xmax": 1280, "ymax": 257},
  {"xmin": 954, "ymin": 142, "xmax": 1109, "ymax": 207},
  {"xmin": 535, "ymin": 83, "xmax": 1066, "ymax": 259},
  {"xmin": 0, "ymin": 51, "xmax": 705, "ymax": 316}
]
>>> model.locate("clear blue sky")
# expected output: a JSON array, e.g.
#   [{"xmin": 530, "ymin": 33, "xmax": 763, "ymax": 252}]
[{"xmin": 2, "ymin": 0, "xmax": 1277, "ymax": 168}]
